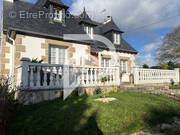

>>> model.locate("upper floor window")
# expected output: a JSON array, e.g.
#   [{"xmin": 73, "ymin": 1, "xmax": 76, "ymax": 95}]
[
  {"xmin": 114, "ymin": 32, "xmax": 120, "ymax": 44},
  {"xmin": 54, "ymin": 8, "xmax": 63, "ymax": 22},
  {"xmin": 84, "ymin": 25, "xmax": 93, "ymax": 38}
]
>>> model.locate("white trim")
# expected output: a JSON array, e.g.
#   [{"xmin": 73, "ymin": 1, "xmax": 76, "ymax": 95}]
[
  {"xmin": 114, "ymin": 32, "xmax": 120, "ymax": 44},
  {"xmin": 54, "ymin": 9, "xmax": 63, "ymax": 22}
]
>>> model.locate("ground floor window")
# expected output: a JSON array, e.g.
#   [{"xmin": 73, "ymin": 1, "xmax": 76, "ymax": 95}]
[
  {"xmin": 49, "ymin": 46, "xmax": 66, "ymax": 64},
  {"xmin": 120, "ymin": 60, "xmax": 128, "ymax": 73},
  {"xmin": 101, "ymin": 58, "xmax": 110, "ymax": 67}
]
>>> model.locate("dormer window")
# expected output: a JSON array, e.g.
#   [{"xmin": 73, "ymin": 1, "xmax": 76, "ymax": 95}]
[
  {"xmin": 114, "ymin": 32, "xmax": 120, "ymax": 44},
  {"xmin": 54, "ymin": 8, "xmax": 63, "ymax": 22},
  {"xmin": 84, "ymin": 25, "xmax": 93, "ymax": 39}
]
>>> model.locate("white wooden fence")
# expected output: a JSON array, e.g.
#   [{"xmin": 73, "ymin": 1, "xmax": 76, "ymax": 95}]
[
  {"xmin": 20, "ymin": 58, "xmax": 120, "ymax": 90},
  {"xmin": 133, "ymin": 67, "xmax": 180, "ymax": 85}
]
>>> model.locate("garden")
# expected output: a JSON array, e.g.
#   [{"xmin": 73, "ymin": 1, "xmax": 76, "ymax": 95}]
[{"xmin": 5, "ymin": 90, "xmax": 180, "ymax": 135}]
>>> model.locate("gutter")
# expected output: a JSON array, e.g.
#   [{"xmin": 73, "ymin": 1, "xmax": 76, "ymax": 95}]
[
  {"xmin": 5, "ymin": 27, "xmax": 92, "ymax": 45},
  {"xmin": 7, "ymin": 29, "xmax": 15, "ymax": 87}
]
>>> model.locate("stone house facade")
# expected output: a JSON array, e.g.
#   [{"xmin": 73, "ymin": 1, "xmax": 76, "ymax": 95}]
[{"xmin": 1, "ymin": 0, "xmax": 138, "ymax": 87}]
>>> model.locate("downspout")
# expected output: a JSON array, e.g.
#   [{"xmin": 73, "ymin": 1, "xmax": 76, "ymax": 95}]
[{"xmin": 7, "ymin": 30, "xmax": 15, "ymax": 87}]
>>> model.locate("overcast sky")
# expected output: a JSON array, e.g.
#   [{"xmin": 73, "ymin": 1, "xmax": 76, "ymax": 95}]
[{"xmin": 3, "ymin": 0, "xmax": 180, "ymax": 66}]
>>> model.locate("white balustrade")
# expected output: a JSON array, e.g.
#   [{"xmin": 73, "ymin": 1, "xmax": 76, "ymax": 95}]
[
  {"xmin": 20, "ymin": 58, "xmax": 120, "ymax": 90},
  {"xmin": 133, "ymin": 67, "xmax": 180, "ymax": 84}
]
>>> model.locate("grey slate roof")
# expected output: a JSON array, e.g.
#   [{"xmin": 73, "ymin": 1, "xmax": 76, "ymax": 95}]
[
  {"xmin": 77, "ymin": 9, "xmax": 98, "ymax": 26},
  {"xmin": 95, "ymin": 19, "xmax": 123, "ymax": 34},
  {"xmin": 45, "ymin": 0, "xmax": 69, "ymax": 9},
  {"xmin": 3, "ymin": 0, "xmax": 138, "ymax": 54}
]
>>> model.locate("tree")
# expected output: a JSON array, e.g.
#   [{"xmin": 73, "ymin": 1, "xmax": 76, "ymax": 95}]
[
  {"xmin": 167, "ymin": 61, "xmax": 175, "ymax": 70},
  {"xmin": 156, "ymin": 26, "xmax": 180, "ymax": 64},
  {"xmin": 160, "ymin": 62, "xmax": 168, "ymax": 69},
  {"xmin": 143, "ymin": 64, "xmax": 149, "ymax": 68}
]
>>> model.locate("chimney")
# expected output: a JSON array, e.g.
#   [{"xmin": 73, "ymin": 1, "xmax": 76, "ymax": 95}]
[{"xmin": 104, "ymin": 16, "xmax": 112, "ymax": 24}]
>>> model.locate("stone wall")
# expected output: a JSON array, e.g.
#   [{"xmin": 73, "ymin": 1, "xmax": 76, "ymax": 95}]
[
  {"xmin": 0, "ymin": 34, "xmax": 10, "ymax": 75},
  {"xmin": 16, "ymin": 86, "xmax": 118, "ymax": 105}
]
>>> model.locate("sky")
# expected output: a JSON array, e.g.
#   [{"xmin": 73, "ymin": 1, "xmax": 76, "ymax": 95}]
[{"xmin": 2, "ymin": 0, "xmax": 180, "ymax": 66}]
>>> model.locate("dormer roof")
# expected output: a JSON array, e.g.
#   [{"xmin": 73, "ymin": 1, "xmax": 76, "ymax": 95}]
[
  {"xmin": 45, "ymin": 0, "xmax": 69, "ymax": 9},
  {"xmin": 78, "ymin": 8, "xmax": 98, "ymax": 26},
  {"xmin": 100, "ymin": 18, "xmax": 124, "ymax": 34}
]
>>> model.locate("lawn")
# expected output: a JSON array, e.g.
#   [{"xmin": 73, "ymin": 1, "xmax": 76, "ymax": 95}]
[
  {"xmin": 170, "ymin": 84, "xmax": 180, "ymax": 89},
  {"xmin": 7, "ymin": 91, "xmax": 180, "ymax": 135}
]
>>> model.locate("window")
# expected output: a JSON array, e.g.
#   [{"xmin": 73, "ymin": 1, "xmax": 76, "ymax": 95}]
[
  {"xmin": 84, "ymin": 25, "xmax": 93, "ymax": 38},
  {"xmin": 49, "ymin": 46, "xmax": 66, "ymax": 64},
  {"xmin": 54, "ymin": 8, "xmax": 63, "ymax": 22},
  {"xmin": 120, "ymin": 60, "xmax": 127, "ymax": 73},
  {"xmin": 114, "ymin": 32, "xmax": 120, "ymax": 44},
  {"xmin": 101, "ymin": 58, "xmax": 110, "ymax": 67}
]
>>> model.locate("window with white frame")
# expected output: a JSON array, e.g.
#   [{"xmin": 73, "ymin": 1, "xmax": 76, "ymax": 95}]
[
  {"xmin": 54, "ymin": 8, "xmax": 63, "ymax": 22},
  {"xmin": 101, "ymin": 58, "xmax": 110, "ymax": 67},
  {"xmin": 84, "ymin": 25, "xmax": 93, "ymax": 38},
  {"xmin": 120, "ymin": 60, "xmax": 128, "ymax": 73},
  {"xmin": 114, "ymin": 32, "xmax": 120, "ymax": 44},
  {"xmin": 49, "ymin": 46, "xmax": 66, "ymax": 64}
]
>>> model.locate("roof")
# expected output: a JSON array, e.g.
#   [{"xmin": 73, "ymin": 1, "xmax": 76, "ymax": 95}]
[
  {"xmin": 77, "ymin": 8, "xmax": 98, "ymax": 26},
  {"xmin": 45, "ymin": 0, "xmax": 69, "ymax": 9},
  {"xmin": 97, "ymin": 18, "xmax": 124, "ymax": 34},
  {"xmin": 3, "ymin": 0, "xmax": 138, "ymax": 54}
]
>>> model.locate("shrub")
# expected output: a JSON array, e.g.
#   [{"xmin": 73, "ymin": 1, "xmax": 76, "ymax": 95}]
[
  {"xmin": 101, "ymin": 76, "xmax": 110, "ymax": 98},
  {"xmin": 0, "ymin": 77, "xmax": 20, "ymax": 134},
  {"xmin": 95, "ymin": 87, "xmax": 102, "ymax": 94}
]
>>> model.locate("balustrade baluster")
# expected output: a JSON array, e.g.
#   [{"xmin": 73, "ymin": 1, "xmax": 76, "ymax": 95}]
[
  {"xmin": 90, "ymin": 68, "xmax": 93, "ymax": 84},
  {"xmin": 56, "ymin": 67, "xmax": 60, "ymax": 87},
  {"xmin": 113, "ymin": 68, "xmax": 116, "ymax": 83},
  {"xmin": 36, "ymin": 66, "xmax": 41, "ymax": 88},
  {"xmin": 74, "ymin": 67, "xmax": 78, "ymax": 84},
  {"xmin": 94, "ymin": 68, "xmax": 97, "ymax": 84},
  {"xmin": 106, "ymin": 68, "xmax": 109, "ymax": 84},
  {"xmin": 86, "ymin": 68, "xmax": 89, "ymax": 84},
  {"xmin": 110, "ymin": 69, "xmax": 112, "ymax": 83},
  {"xmin": 81, "ymin": 68, "xmax": 85, "ymax": 85},
  {"xmin": 77, "ymin": 68, "xmax": 80, "ymax": 85},
  {"xmin": 43, "ymin": 67, "xmax": 48, "ymax": 87},
  {"xmin": 50, "ymin": 67, "xmax": 54, "ymax": 87},
  {"xmin": 30, "ymin": 66, "xmax": 34, "ymax": 87}
]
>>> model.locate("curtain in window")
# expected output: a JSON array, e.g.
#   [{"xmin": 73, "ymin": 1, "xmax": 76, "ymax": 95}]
[
  {"xmin": 120, "ymin": 60, "xmax": 127, "ymax": 73},
  {"xmin": 49, "ymin": 47, "xmax": 56, "ymax": 64},
  {"xmin": 58, "ymin": 48, "xmax": 65, "ymax": 64},
  {"xmin": 101, "ymin": 58, "xmax": 110, "ymax": 67},
  {"xmin": 49, "ymin": 46, "xmax": 66, "ymax": 64}
]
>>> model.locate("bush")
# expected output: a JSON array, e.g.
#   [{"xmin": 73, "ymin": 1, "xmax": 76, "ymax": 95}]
[
  {"xmin": 95, "ymin": 87, "xmax": 102, "ymax": 94},
  {"xmin": 0, "ymin": 77, "xmax": 20, "ymax": 134}
]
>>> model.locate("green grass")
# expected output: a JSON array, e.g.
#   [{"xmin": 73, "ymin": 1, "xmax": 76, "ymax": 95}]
[
  {"xmin": 170, "ymin": 85, "xmax": 180, "ymax": 89},
  {"xmin": 7, "ymin": 91, "xmax": 180, "ymax": 135}
]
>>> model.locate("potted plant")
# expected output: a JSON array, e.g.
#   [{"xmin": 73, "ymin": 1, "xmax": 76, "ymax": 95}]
[
  {"xmin": 101, "ymin": 75, "xmax": 109, "ymax": 98},
  {"xmin": 129, "ymin": 73, "xmax": 134, "ymax": 84}
]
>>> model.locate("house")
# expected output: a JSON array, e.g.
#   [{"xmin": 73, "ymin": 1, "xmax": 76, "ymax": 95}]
[{"xmin": 1, "ymin": 0, "xmax": 138, "ymax": 88}]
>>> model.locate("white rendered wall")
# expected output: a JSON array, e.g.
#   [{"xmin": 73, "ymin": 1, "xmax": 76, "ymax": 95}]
[
  {"xmin": 21, "ymin": 36, "xmax": 45, "ymax": 60},
  {"xmin": 16, "ymin": 36, "xmax": 45, "ymax": 86},
  {"xmin": 72, "ymin": 43, "xmax": 89, "ymax": 66}
]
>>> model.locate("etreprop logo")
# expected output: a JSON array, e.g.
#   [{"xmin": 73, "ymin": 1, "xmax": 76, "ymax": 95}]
[{"xmin": 62, "ymin": 34, "xmax": 119, "ymax": 100}]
